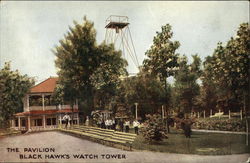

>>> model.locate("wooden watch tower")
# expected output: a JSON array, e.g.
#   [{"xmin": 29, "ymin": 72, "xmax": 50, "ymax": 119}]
[{"xmin": 105, "ymin": 15, "xmax": 139, "ymax": 74}]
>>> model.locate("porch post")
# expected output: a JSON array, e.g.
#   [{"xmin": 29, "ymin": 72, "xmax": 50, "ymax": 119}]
[
  {"xmin": 18, "ymin": 117, "xmax": 21, "ymax": 129},
  {"xmin": 59, "ymin": 114, "xmax": 62, "ymax": 128},
  {"xmin": 28, "ymin": 116, "xmax": 31, "ymax": 131},
  {"xmin": 77, "ymin": 113, "xmax": 79, "ymax": 125},
  {"xmin": 27, "ymin": 95, "xmax": 30, "ymax": 111},
  {"xmin": 42, "ymin": 94, "xmax": 45, "ymax": 111},
  {"xmin": 43, "ymin": 115, "xmax": 46, "ymax": 129},
  {"xmin": 12, "ymin": 119, "xmax": 15, "ymax": 128}
]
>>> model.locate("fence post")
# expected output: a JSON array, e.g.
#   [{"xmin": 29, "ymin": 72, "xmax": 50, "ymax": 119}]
[
  {"xmin": 229, "ymin": 110, "xmax": 231, "ymax": 119},
  {"xmin": 240, "ymin": 109, "xmax": 242, "ymax": 120},
  {"xmin": 210, "ymin": 109, "xmax": 212, "ymax": 118},
  {"xmin": 203, "ymin": 110, "xmax": 205, "ymax": 118}
]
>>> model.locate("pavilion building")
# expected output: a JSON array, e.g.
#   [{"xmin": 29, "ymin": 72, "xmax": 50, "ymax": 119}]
[{"xmin": 11, "ymin": 77, "xmax": 79, "ymax": 131}]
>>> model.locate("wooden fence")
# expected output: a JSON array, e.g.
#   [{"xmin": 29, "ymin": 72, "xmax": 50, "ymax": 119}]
[{"xmin": 190, "ymin": 109, "xmax": 243, "ymax": 120}]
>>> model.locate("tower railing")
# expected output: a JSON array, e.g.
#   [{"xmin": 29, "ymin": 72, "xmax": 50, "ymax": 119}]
[{"xmin": 105, "ymin": 15, "xmax": 129, "ymax": 25}]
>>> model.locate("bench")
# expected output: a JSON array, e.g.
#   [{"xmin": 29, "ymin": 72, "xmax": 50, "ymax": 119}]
[
  {"xmin": 104, "ymin": 131, "xmax": 137, "ymax": 150},
  {"xmin": 59, "ymin": 125, "xmax": 137, "ymax": 150},
  {"xmin": 210, "ymin": 112, "xmax": 224, "ymax": 118},
  {"xmin": 61, "ymin": 126, "xmax": 110, "ymax": 141}
]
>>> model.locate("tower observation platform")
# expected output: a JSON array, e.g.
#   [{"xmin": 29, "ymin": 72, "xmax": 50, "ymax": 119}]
[
  {"xmin": 105, "ymin": 15, "xmax": 129, "ymax": 32},
  {"xmin": 105, "ymin": 15, "xmax": 139, "ymax": 74}
]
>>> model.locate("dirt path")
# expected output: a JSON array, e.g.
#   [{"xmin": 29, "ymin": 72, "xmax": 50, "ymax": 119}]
[{"xmin": 0, "ymin": 131, "xmax": 249, "ymax": 163}]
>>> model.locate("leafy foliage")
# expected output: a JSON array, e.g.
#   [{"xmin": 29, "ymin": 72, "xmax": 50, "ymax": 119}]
[
  {"xmin": 172, "ymin": 55, "xmax": 202, "ymax": 113},
  {"xmin": 0, "ymin": 62, "xmax": 34, "ymax": 128},
  {"xmin": 141, "ymin": 114, "xmax": 168, "ymax": 142},
  {"xmin": 143, "ymin": 24, "xmax": 180, "ymax": 80},
  {"xmin": 115, "ymin": 71, "xmax": 168, "ymax": 120},
  {"xmin": 53, "ymin": 17, "xmax": 127, "ymax": 113},
  {"xmin": 193, "ymin": 118, "xmax": 247, "ymax": 132},
  {"xmin": 143, "ymin": 24, "xmax": 180, "ymax": 108},
  {"xmin": 200, "ymin": 23, "xmax": 249, "ymax": 113}
]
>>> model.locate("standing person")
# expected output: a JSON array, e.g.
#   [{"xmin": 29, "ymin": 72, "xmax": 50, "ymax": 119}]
[
  {"xmin": 112, "ymin": 118, "xmax": 116, "ymax": 130},
  {"xmin": 109, "ymin": 119, "xmax": 113, "ymax": 130},
  {"xmin": 63, "ymin": 113, "xmax": 71, "ymax": 129},
  {"xmin": 101, "ymin": 119, "xmax": 105, "ymax": 129},
  {"xmin": 124, "ymin": 119, "xmax": 130, "ymax": 133},
  {"xmin": 97, "ymin": 118, "xmax": 102, "ymax": 128},
  {"xmin": 105, "ymin": 119, "xmax": 109, "ymax": 129},
  {"xmin": 119, "ymin": 119, "xmax": 124, "ymax": 132},
  {"xmin": 133, "ymin": 119, "xmax": 140, "ymax": 135},
  {"xmin": 85, "ymin": 116, "xmax": 89, "ymax": 126}
]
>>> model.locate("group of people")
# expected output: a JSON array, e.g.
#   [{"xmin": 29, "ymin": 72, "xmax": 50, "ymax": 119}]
[
  {"xmin": 96, "ymin": 118, "xmax": 116, "ymax": 130},
  {"xmin": 121, "ymin": 119, "xmax": 140, "ymax": 135},
  {"xmin": 95, "ymin": 118, "xmax": 140, "ymax": 135},
  {"xmin": 63, "ymin": 113, "xmax": 141, "ymax": 135}
]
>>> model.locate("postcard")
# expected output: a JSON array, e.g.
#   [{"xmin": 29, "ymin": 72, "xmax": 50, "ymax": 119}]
[{"xmin": 0, "ymin": 1, "xmax": 249, "ymax": 163}]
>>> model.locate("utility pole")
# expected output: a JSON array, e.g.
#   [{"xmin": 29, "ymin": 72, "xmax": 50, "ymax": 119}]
[{"xmin": 135, "ymin": 103, "xmax": 138, "ymax": 120}]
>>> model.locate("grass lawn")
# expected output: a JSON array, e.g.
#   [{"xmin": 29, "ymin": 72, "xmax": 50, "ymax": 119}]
[{"xmin": 130, "ymin": 128, "xmax": 250, "ymax": 155}]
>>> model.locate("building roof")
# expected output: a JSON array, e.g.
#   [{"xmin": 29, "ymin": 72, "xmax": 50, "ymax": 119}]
[
  {"xmin": 15, "ymin": 109, "xmax": 79, "ymax": 116},
  {"xmin": 30, "ymin": 77, "xmax": 59, "ymax": 93}
]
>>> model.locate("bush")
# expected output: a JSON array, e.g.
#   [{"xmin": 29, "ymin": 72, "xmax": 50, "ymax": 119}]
[
  {"xmin": 141, "ymin": 114, "xmax": 168, "ymax": 143},
  {"xmin": 193, "ymin": 118, "xmax": 247, "ymax": 132}
]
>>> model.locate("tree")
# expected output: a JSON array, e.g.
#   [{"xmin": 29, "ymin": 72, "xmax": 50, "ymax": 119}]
[
  {"xmin": 172, "ymin": 55, "xmax": 201, "ymax": 113},
  {"xmin": 0, "ymin": 62, "xmax": 34, "ymax": 128},
  {"xmin": 115, "ymin": 71, "xmax": 168, "ymax": 120},
  {"xmin": 53, "ymin": 17, "xmax": 127, "ymax": 115},
  {"xmin": 143, "ymin": 24, "xmax": 180, "ymax": 107},
  {"xmin": 90, "ymin": 43, "xmax": 128, "ymax": 110},
  {"xmin": 202, "ymin": 23, "xmax": 249, "ymax": 113},
  {"xmin": 199, "ymin": 56, "xmax": 218, "ymax": 113}
]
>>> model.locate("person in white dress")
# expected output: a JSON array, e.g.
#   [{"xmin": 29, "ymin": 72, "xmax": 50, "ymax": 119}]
[
  {"xmin": 124, "ymin": 120, "xmax": 130, "ymax": 133},
  {"xmin": 133, "ymin": 119, "xmax": 140, "ymax": 135},
  {"xmin": 85, "ymin": 116, "xmax": 89, "ymax": 126},
  {"xmin": 63, "ymin": 113, "xmax": 71, "ymax": 129}
]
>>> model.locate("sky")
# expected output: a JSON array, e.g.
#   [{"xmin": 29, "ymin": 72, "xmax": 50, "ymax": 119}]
[{"xmin": 0, "ymin": 1, "xmax": 249, "ymax": 83}]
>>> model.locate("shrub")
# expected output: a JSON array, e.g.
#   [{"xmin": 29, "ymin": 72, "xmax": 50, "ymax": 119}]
[
  {"xmin": 193, "ymin": 118, "xmax": 246, "ymax": 132},
  {"xmin": 141, "ymin": 114, "xmax": 168, "ymax": 143}
]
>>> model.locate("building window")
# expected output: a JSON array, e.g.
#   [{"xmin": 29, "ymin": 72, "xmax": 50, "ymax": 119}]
[
  {"xmin": 15, "ymin": 119, "xmax": 18, "ymax": 127},
  {"xmin": 52, "ymin": 118, "xmax": 56, "ymax": 125},
  {"xmin": 46, "ymin": 118, "xmax": 57, "ymax": 125},
  {"xmin": 21, "ymin": 119, "xmax": 26, "ymax": 127},
  {"xmin": 46, "ymin": 118, "xmax": 51, "ymax": 125},
  {"xmin": 34, "ymin": 119, "xmax": 42, "ymax": 126}
]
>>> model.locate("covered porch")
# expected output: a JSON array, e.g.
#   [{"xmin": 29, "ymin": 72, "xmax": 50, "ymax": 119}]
[{"xmin": 12, "ymin": 110, "xmax": 79, "ymax": 131}]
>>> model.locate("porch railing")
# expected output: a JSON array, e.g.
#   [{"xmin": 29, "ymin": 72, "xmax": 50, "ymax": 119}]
[
  {"xmin": 12, "ymin": 127, "xmax": 26, "ymax": 131},
  {"xmin": 30, "ymin": 125, "xmax": 58, "ymax": 131},
  {"xmin": 26, "ymin": 105, "xmax": 78, "ymax": 111}
]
